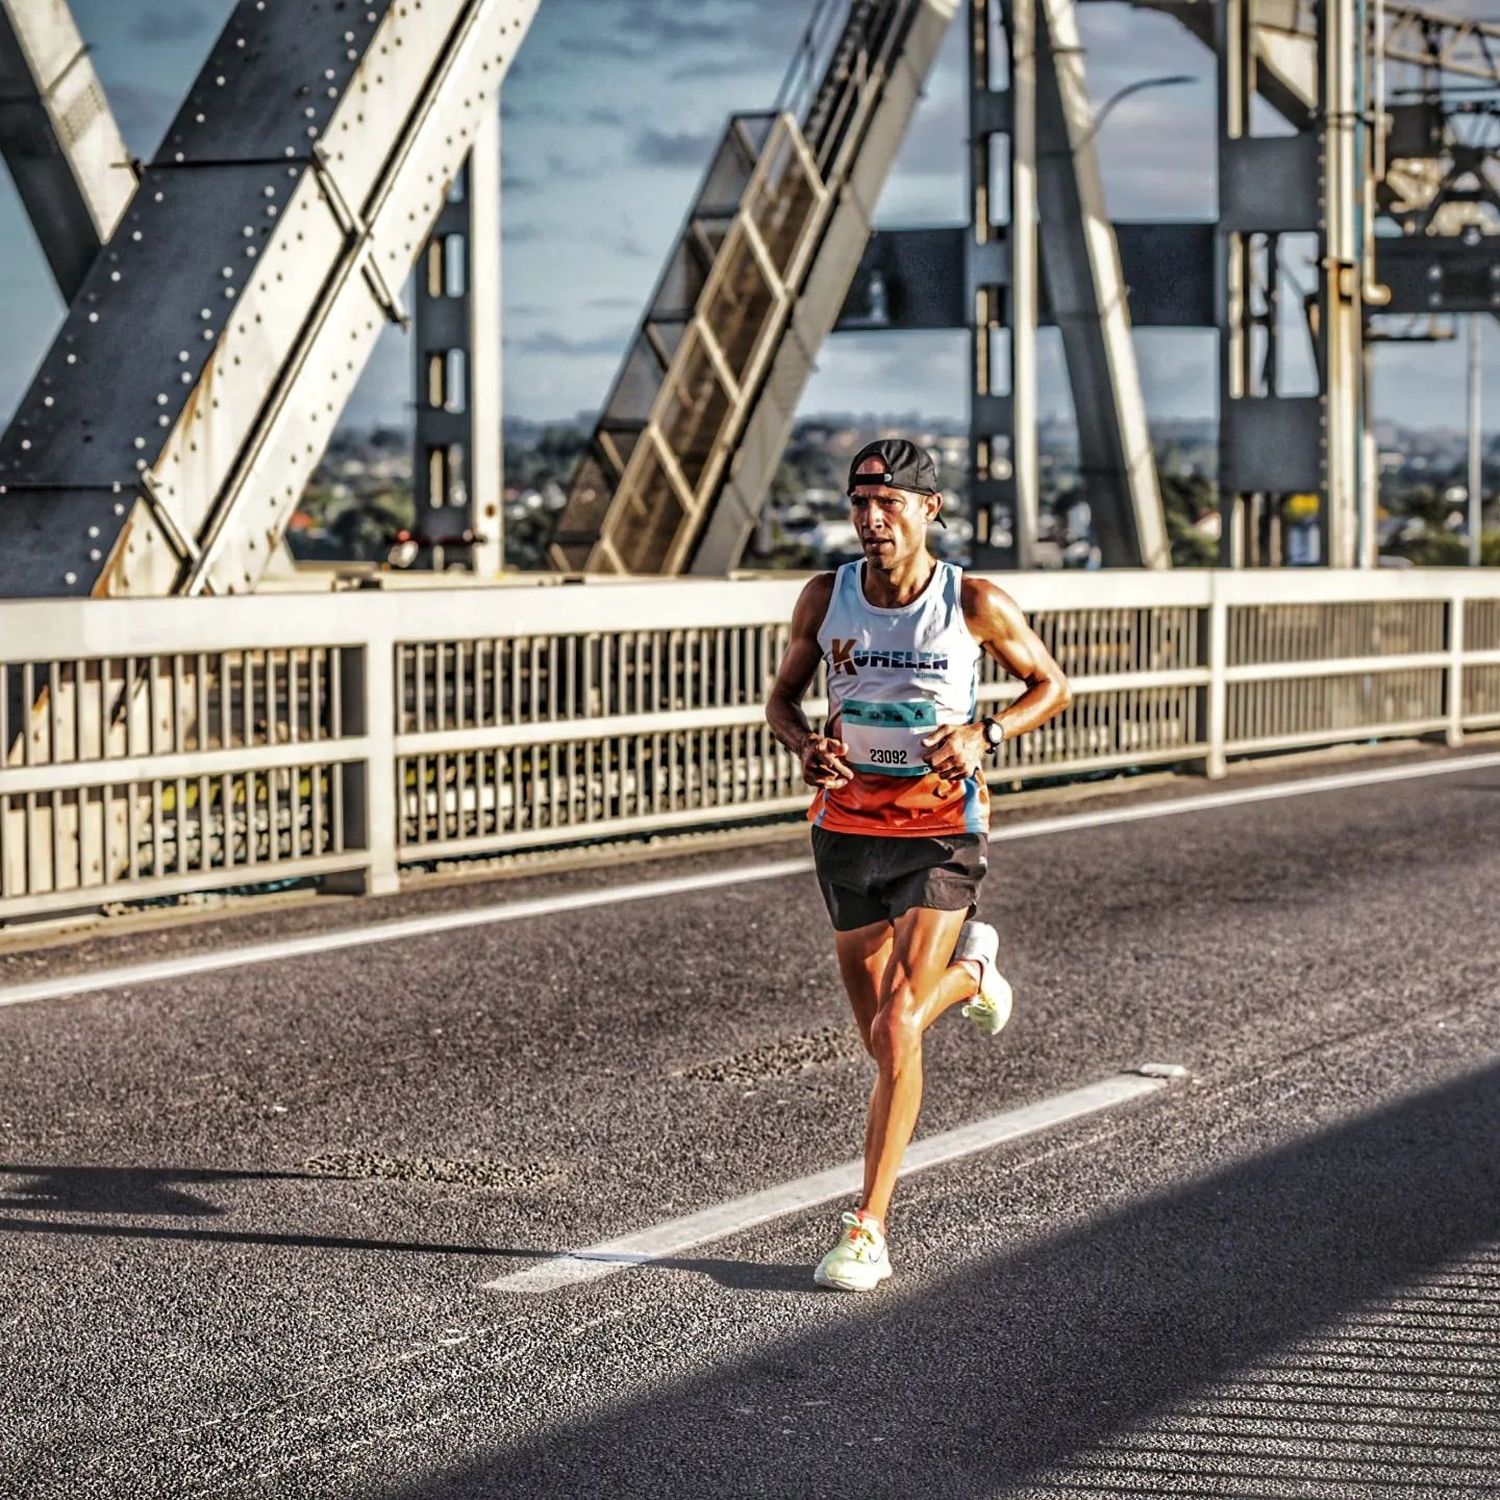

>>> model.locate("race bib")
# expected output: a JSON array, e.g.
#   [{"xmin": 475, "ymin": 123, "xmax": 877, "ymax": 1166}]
[{"xmin": 839, "ymin": 698, "xmax": 937, "ymax": 778}]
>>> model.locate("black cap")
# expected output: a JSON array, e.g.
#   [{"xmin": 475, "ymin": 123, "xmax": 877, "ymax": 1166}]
[{"xmin": 846, "ymin": 437, "xmax": 945, "ymax": 526}]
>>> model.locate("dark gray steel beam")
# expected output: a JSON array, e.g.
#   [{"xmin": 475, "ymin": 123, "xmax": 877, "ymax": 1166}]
[
  {"xmin": 0, "ymin": 0, "xmax": 536, "ymax": 599},
  {"xmin": 0, "ymin": 0, "xmax": 135, "ymax": 301},
  {"xmin": 837, "ymin": 221, "xmax": 1218, "ymax": 329},
  {"xmin": 839, "ymin": 223, "xmax": 1500, "ymax": 327},
  {"xmin": 1033, "ymin": 0, "xmax": 1166, "ymax": 568}
]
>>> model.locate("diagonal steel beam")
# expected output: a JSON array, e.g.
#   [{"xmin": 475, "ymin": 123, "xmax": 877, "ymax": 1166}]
[
  {"xmin": 1035, "ymin": 0, "xmax": 1168, "ymax": 568},
  {"xmin": 0, "ymin": 0, "xmax": 537, "ymax": 599},
  {"xmin": 0, "ymin": 0, "xmax": 136, "ymax": 301}
]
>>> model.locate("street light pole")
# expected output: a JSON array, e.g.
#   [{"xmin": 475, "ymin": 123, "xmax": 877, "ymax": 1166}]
[{"xmin": 1469, "ymin": 314, "xmax": 1483, "ymax": 567}]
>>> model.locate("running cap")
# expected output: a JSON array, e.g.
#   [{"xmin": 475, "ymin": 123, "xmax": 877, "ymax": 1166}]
[{"xmin": 846, "ymin": 437, "xmax": 945, "ymax": 526}]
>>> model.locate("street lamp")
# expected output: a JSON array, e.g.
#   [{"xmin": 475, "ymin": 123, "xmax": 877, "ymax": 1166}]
[{"xmin": 1079, "ymin": 73, "xmax": 1196, "ymax": 151}]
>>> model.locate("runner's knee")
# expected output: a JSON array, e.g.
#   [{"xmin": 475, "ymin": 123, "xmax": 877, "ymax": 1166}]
[{"xmin": 870, "ymin": 993, "xmax": 921, "ymax": 1074}]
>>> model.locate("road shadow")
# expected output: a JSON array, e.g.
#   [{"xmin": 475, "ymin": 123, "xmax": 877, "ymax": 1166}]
[
  {"xmin": 0, "ymin": 1162, "xmax": 315, "ymax": 1216},
  {"xmin": 0, "ymin": 1163, "xmax": 808, "ymax": 1288},
  {"xmin": 380, "ymin": 1061, "xmax": 1500, "ymax": 1499}
]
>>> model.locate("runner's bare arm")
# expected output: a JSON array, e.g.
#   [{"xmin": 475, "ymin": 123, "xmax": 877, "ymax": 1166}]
[
  {"xmin": 765, "ymin": 574, "xmax": 855, "ymax": 789},
  {"xmin": 964, "ymin": 576, "xmax": 1071, "ymax": 736},
  {"xmin": 922, "ymin": 578, "xmax": 1072, "ymax": 779}
]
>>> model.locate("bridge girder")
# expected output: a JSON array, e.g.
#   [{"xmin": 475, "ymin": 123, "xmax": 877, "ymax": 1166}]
[
  {"xmin": 0, "ymin": 0, "xmax": 135, "ymax": 302},
  {"xmin": 0, "ymin": 0, "xmax": 536, "ymax": 599}
]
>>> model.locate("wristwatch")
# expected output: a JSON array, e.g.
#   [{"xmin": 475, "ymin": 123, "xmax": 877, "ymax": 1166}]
[{"xmin": 981, "ymin": 715, "xmax": 1005, "ymax": 753}]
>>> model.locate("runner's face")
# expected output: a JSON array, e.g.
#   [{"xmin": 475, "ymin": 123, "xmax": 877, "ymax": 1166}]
[{"xmin": 848, "ymin": 458, "xmax": 937, "ymax": 570}]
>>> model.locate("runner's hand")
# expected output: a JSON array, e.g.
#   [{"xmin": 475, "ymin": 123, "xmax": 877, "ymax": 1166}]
[
  {"xmin": 800, "ymin": 735, "xmax": 853, "ymax": 789},
  {"xmin": 920, "ymin": 723, "xmax": 985, "ymax": 781}
]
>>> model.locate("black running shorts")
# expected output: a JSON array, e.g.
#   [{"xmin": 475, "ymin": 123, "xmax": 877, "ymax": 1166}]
[{"xmin": 810, "ymin": 826, "xmax": 988, "ymax": 932}]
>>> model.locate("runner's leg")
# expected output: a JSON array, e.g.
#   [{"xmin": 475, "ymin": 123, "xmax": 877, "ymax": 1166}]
[
  {"xmin": 833, "ymin": 921, "xmax": 893, "ymax": 1055},
  {"xmin": 837, "ymin": 917, "xmax": 981, "ymax": 1211},
  {"xmin": 860, "ymin": 905, "xmax": 971, "ymax": 1223}
]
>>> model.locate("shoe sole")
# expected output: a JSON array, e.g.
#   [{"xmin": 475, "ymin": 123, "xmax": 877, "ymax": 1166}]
[
  {"xmin": 966, "ymin": 968, "xmax": 1013, "ymax": 1037},
  {"xmin": 814, "ymin": 1262, "xmax": 893, "ymax": 1293}
]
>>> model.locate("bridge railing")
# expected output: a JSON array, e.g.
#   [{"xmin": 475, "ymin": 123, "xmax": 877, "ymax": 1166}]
[{"xmin": 1, "ymin": 569, "xmax": 1496, "ymax": 921}]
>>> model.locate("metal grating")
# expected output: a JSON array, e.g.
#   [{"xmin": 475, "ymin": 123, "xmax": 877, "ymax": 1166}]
[
  {"xmin": 1463, "ymin": 663, "xmax": 1500, "ymax": 723},
  {"xmin": 1001, "ymin": 686, "xmax": 1201, "ymax": 770},
  {"xmin": 1228, "ymin": 600, "xmax": 1446, "ymax": 666},
  {"xmin": 0, "ymin": 763, "xmax": 348, "ymax": 901},
  {"xmin": 398, "ymin": 724, "xmax": 806, "ymax": 850},
  {"xmin": 1023, "ymin": 607, "xmax": 1200, "ymax": 680},
  {"xmin": 1228, "ymin": 668, "xmax": 1446, "ymax": 745},
  {"xmin": 397, "ymin": 625, "xmax": 804, "ymax": 731},
  {"xmin": 2, "ymin": 648, "xmax": 345, "ymax": 768},
  {"xmin": 1465, "ymin": 598, "xmax": 1500, "ymax": 653}
]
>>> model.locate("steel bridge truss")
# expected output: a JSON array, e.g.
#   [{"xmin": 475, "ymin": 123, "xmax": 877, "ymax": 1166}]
[
  {"xmin": 0, "ymin": 0, "xmax": 536, "ymax": 599},
  {"xmin": 0, "ymin": 0, "xmax": 134, "ymax": 302},
  {"xmin": 550, "ymin": 0, "xmax": 962, "ymax": 576}
]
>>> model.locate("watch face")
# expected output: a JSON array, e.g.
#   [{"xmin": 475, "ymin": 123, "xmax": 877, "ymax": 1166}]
[{"xmin": 986, "ymin": 719, "xmax": 1003, "ymax": 747}]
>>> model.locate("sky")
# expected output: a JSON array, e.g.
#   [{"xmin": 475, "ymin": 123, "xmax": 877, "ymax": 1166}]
[{"xmin": 1, "ymin": 0, "xmax": 1497, "ymax": 435}]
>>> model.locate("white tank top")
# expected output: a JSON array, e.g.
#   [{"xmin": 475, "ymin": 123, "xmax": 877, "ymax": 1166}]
[{"xmin": 817, "ymin": 559, "xmax": 982, "ymax": 781}]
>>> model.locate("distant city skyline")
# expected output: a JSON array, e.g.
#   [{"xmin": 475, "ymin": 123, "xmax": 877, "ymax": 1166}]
[{"xmin": 2, "ymin": 0, "xmax": 1499, "ymax": 436}]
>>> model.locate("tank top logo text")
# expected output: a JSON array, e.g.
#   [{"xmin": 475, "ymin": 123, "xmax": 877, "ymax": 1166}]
[{"xmin": 828, "ymin": 637, "xmax": 949, "ymax": 677}]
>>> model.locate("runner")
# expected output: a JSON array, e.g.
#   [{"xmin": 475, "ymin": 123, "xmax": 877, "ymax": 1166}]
[{"xmin": 765, "ymin": 437, "xmax": 1072, "ymax": 1292}]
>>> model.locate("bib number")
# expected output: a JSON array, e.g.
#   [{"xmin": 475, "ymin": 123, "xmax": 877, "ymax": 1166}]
[{"xmin": 840, "ymin": 699, "xmax": 937, "ymax": 779}]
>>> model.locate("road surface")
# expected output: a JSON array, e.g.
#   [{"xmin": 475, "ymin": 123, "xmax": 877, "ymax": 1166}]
[{"xmin": 4, "ymin": 743, "xmax": 1500, "ymax": 1498}]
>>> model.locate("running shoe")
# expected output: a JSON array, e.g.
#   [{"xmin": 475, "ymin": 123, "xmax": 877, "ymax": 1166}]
[
  {"xmin": 953, "ymin": 920, "xmax": 1014, "ymax": 1037},
  {"xmin": 813, "ymin": 1211, "xmax": 893, "ymax": 1292}
]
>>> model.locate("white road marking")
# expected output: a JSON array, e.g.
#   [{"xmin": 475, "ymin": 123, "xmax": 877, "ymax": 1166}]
[
  {"xmin": 481, "ymin": 1069, "xmax": 1174, "ymax": 1294},
  {"xmin": 3, "ymin": 748, "xmax": 1498, "ymax": 1012},
  {"xmin": 0, "ymin": 859, "xmax": 811, "ymax": 1011}
]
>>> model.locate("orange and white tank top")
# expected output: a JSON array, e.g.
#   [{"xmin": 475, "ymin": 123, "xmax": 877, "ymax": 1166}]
[{"xmin": 809, "ymin": 559, "xmax": 989, "ymax": 838}]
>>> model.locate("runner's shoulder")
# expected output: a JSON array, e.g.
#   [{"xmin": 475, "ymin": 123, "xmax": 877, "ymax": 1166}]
[
  {"xmin": 959, "ymin": 572, "xmax": 1014, "ymax": 615},
  {"xmin": 791, "ymin": 570, "xmax": 839, "ymax": 634},
  {"xmin": 960, "ymin": 573, "xmax": 1026, "ymax": 641}
]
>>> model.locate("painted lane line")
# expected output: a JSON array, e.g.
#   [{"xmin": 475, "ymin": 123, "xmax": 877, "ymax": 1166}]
[
  {"xmin": 481, "ymin": 1069, "xmax": 1173, "ymax": 1295},
  {"xmin": 5, "ymin": 748, "xmax": 1499, "ymax": 1012},
  {"xmin": 0, "ymin": 859, "xmax": 811, "ymax": 1011}
]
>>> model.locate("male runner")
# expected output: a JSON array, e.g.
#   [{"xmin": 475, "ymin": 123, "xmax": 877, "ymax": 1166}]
[{"xmin": 765, "ymin": 437, "xmax": 1071, "ymax": 1292}]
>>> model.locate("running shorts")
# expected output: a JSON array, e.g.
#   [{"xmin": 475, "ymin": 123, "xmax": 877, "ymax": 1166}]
[{"xmin": 810, "ymin": 826, "xmax": 988, "ymax": 932}]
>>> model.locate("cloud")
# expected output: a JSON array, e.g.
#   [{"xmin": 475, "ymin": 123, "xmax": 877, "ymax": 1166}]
[
  {"xmin": 635, "ymin": 126, "xmax": 719, "ymax": 169},
  {"xmin": 615, "ymin": 4, "xmax": 734, "ymax": 45},
  {"xmin": 515, "ymin": 330, "xmax": 630, "ymax": 357},
  {"xmin": 569, "ymin": 33, "xmax": 654, "ymax": 62},
  {"xmin": 668, "ymin": 56, "xmax": 779, "ymax": 83},
  {"xmin": 584, "ymin": 106, "xmax": 628, "ymax": 127},
  {"xmin": 612, "ymin": 226, "xmax": 655, "ymax": 259},
  {"xmin": 130, "ymin": 4, "xmax": 214, "ymax": 43},
  {"xmin": 586, "ymin": 295, "xmax": 640, "ymax": 310},
  {"xmin": 546, "ymin": 150, "xmax": 608, "ymax": 182}
]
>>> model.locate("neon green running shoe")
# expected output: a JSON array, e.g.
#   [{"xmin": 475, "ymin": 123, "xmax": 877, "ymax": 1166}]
[
  {"xmin": 954, "ymin": 920, "xmax": 1014, "ymax": 1038},
  {"xmin": 813, "ymin": 1211, "xmax": 893, "ymax": 1292}
]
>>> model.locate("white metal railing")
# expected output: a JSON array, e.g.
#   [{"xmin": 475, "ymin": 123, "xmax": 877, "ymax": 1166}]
[{"xmin": 3, "ymin": 568, "xmax": 1499, "ymax": 920}]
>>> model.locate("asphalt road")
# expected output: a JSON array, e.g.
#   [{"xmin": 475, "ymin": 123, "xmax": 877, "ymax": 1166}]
[{"xmin": 4, "ymin": 746, "xmax": 1500, "ymax": 1498}]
